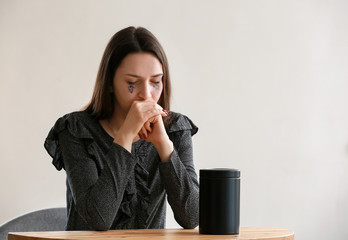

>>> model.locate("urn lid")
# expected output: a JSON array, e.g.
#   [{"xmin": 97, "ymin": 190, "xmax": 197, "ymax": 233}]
[{"xmin": 200, "ymin": 168, "xmax": 240, "ymax": 178}]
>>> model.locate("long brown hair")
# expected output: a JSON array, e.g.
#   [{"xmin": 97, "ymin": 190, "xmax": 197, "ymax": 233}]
[{"xmin": 85, "ymin": 26, "xmax": 172, "ymax": 125}]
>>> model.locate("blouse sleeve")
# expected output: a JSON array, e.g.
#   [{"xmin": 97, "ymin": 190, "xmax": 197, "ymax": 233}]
[
  {"xmin": 45, "ymin": 113, "xmax": 138, "ymax": 230},
  {"xmin": 158, "ymin": 114, "xmax": 199, "ymax": 229},
  {"xmin": 58, "ymin": 129, "xmax": 137, "ymax": 230}
]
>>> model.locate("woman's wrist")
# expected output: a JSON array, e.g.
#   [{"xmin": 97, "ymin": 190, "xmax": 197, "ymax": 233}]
[
  {"xmin": 113, "ymin": 129, "xmax": 134, "ymax": 153},
  {"xmin": 153, "ymin": 137, "xmax": 174, "ymax": 162}
]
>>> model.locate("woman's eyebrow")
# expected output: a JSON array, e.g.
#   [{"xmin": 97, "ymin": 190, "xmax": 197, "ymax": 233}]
[
  {"xmin": 151, "ymin": 73, "xmax": 163, "ymax": 78},
  {"xmin": 125, "ymin": 73, "xmax": 163, "ymax": 78}
]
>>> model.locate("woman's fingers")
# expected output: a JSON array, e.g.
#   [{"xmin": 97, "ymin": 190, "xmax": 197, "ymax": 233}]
[
  {"xmin": 144, "ymin": 120, "xmax": 152, "ymax": 133},
  {"xmin": 132, "ymin": 101, "xmax": 167, "ymax": 122},
  {"xmin": 124, "ymin": 100, "xmax": 168, "ymax": 140},
  {"xmin": 138, "ymin": 120, "xmax": 154, "ymax": 139},
  {"xmin": 138, "ymin": 126, "xmax": 147, "ymax": 139},
  {"xmin": 143, "ymin": 109, "xmax": 168, "ymax": 123}
]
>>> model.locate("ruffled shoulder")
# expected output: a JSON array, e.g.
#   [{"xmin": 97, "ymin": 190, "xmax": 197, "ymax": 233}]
[
  {"xmin": 166, "ymin": 112, "xmax": 198, "ymax": 136},
  {"xmin": 44, "ymin": 111, "xmax": 95, "ymax": 171}
]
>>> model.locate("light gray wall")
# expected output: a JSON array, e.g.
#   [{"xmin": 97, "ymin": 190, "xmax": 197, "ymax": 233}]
[{"xmin": 1, "ymin": 1, "xmax": 347, "ymax": 239}]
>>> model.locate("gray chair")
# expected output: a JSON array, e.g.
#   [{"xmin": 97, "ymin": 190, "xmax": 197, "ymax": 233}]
[{"xmin": 0, "ymin": 208, "xmax": 66, "ymax": 240}]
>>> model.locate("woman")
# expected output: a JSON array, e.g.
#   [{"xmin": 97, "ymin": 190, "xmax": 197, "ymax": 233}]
[{"xmin": 44, "ymin": 26, "xmax": 199, "ymax": 231}]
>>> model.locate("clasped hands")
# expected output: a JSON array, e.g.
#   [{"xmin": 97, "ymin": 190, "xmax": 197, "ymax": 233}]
[
  {"xmin": 134, "ymin": 101, "xmax": 168, "ymax": 142},
  {"xmin": 114, "ymin": 100, "xmax": 169, "ymax": 149},
  {"xmin": 114, "ymin": 100, "xmax": 173, "ymax": 162}
]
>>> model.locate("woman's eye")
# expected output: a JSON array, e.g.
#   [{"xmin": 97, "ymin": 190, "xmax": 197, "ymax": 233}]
[
  {"xmin": 127, "ymin": 81, "xmax": 136, "ymax": 85},
  {"xmin": 152, "ymin": 81, "xmax": 161, "ymax": 86}
]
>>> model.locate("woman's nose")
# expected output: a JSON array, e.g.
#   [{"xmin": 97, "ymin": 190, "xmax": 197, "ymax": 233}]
[{"xmin": 138, "ymin": 83, "xmax": 152, "ymax": 100}]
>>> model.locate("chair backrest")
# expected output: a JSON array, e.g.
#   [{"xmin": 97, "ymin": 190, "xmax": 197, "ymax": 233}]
[{"xmin": 0, "ymin": 208, "xmax": 66, "ymax": 240}]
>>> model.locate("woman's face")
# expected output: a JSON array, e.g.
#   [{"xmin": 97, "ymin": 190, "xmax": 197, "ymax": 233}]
[{"xmin": 112, "ymin": 52, "xmax": 163, "ymax": 115}]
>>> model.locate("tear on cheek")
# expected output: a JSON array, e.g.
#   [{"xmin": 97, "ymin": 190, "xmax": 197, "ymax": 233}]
[{"xmin": 128, "ymin": 86, "xmax": 134, "ymax": 93}]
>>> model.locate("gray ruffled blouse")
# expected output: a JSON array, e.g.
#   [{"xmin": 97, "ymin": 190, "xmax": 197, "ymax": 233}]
[{"xmin": 44, "ymin": 111, "xmax": 199, "ymax": 230}]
